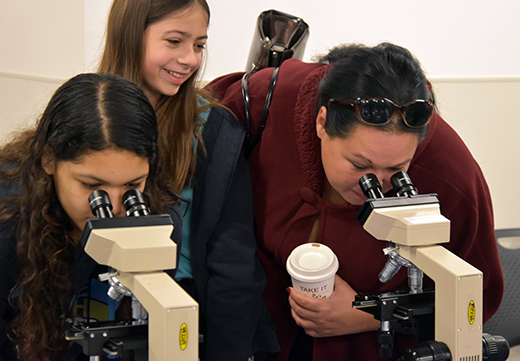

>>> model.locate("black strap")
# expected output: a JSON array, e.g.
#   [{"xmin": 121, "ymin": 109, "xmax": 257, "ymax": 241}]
[
  {"xmin": 241, "ymin": 67, "xmax": 280, "ymax": 159},
  {"xmin": 241, "ymin": 71, "xmax": 253, "ymax": 154}
]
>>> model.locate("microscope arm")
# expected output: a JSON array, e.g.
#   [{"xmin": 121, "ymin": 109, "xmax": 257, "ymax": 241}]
[
  {"xmin": 117, "ymin": 271, "xmax": 198, "ymax": 361},
  {"xmin": 398, "ymin": 245, "xmax": 483, "ymax": 360}
]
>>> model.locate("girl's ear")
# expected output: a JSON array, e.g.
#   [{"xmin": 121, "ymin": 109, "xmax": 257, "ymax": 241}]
[
  {"xmin": 41, "ymin": 145, "xmax": 56, "ymax": 175},
  {"xmin": 316, "ymin": 106, "xmax": 328, "ymax": 140}
]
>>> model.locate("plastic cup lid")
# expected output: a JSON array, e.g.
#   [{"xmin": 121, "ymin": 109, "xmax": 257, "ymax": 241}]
[{"xmin": 286, "ymin": 243, "xmax": 339, "ymax": 282}]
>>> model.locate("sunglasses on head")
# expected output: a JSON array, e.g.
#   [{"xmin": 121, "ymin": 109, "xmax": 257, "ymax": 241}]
[{"xmin": 327, "ymin": 97, "xmax": 434, "ymax": 128}]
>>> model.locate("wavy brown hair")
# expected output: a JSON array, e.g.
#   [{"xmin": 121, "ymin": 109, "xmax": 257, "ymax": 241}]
[
  {"xmin": 0, "ymin": 73, "xmax": 176, "ymax": 360},
  {"xmin": 98, "ymin": 0, "xmax": 219, "ymax": 192}
]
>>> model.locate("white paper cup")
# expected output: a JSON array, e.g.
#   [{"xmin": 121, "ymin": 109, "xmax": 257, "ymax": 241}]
[{"xmin": 286, "ymin": 243, "xmax": 339, "ymax": 298}]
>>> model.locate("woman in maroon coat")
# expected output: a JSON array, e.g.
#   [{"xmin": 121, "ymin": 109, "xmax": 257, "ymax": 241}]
[{"xmin": 208, "ymin": 43, "xmax": 503, "ymax": 361}]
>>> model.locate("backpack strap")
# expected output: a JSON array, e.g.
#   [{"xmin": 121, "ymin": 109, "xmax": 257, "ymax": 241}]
[{"xmin": 241, "ymin": 67, "xmax": 280, "ymax": 159}]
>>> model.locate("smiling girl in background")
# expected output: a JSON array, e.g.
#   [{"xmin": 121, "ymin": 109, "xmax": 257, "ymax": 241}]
[{"xmin": 98, "ymin": 1, "xmax": 278, "ymax": 360}]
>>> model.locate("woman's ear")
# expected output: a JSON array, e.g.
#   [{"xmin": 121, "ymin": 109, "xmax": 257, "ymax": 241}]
[
  {"xmin": 41, "ymin": 145, "xmax": 56, "ymax": 175},
  {"xmin": 316, "ymin": 106, "xmax": 327, "ymax": 140}
]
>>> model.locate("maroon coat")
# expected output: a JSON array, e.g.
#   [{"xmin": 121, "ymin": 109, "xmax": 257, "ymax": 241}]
[{"xmin": 207, "ymin": 59, "xmax": 503, "ymax": 361}]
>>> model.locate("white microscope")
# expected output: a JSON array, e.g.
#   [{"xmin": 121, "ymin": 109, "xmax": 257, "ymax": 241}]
[
  {"xmin": 65, "ymin": 189, "xmax": 198, "ymax": 361},
  {"xmin": 353, "ymin": 171, "xmax": 509, "ymax": 360}
]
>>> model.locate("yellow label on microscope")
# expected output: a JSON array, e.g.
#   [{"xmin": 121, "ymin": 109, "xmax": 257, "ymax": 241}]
[
  {"xmin": 179, "ymin": 323, "xmax": 188, "ymax": 350},
  {"xmin": 468, "ymin": 300, "xmax": 476, "ymax": 325}
]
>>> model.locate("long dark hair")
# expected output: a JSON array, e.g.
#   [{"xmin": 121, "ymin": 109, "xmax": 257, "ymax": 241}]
[
  {"xmin": 318, "ymin": 43, "xmax": 434, "ymax": 141},
  {"xmin": 98, "ymin": 0, "xmax": 216, "ymax": 192},
  {"xmin": 0, "ymin": 72, "xmax": 175, "ymax": 360}
]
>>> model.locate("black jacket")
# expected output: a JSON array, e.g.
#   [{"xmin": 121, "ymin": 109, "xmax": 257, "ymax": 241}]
[{"xmin": 185, "ymin": 106, "xmax": 278, "ymax": 360}]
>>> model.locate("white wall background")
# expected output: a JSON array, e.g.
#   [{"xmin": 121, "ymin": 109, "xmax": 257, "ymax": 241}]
[
  {"xmin": 1, "ymin": 0, "xmax": 519, "ymax": 230},
  {"xmin": 206, "ymin": 0, "xmax": 520, "ymax": 80},
  {"xmin": 82, "ymin": 0, "xmax": 520, "ymax": 79}
]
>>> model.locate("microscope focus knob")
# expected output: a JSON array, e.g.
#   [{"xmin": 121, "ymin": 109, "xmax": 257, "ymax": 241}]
[
  {"xmin": 482, "ymin": 333, "xmax": 510, "ymax": 361},
  {"xmin": 397, "ymin": 340, "xmax": 451, "ymax": 361}
]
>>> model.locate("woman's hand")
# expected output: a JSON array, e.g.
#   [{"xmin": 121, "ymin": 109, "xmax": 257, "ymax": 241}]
[{"xmin": 288, "ymin": 274, "xmax": 380, "ymax": 337}]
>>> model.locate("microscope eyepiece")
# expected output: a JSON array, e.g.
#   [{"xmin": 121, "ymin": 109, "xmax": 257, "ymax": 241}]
[
  {"xmin": 89, "ymin": 190, "xmax": 114, "ymax": 218},
  {"xmin": 359, "ymin": 173, "xmax": 384, "ymax": 199},
  {"xmin": 123, "ymin": 189, "xmax": 150, "ymax": 217},
  {"xmin": 391, "ymin": 171, "xmax": 418, "ymax": 197}
]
